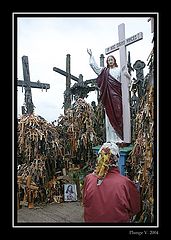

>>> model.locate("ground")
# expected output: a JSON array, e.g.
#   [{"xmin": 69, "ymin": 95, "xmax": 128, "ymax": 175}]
[{"xmin": 16, "ymin": 201, "xmax": 84, "ymax": 225}]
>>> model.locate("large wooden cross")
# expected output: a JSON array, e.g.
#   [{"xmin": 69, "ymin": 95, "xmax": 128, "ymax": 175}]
[
  {"xmin": 17, "ymin": 56, "xmax": 50, "ymax": 114},
  {"xmin": 53, "ymin": 54, "xmax": 78, "ymax": 111},
  {"xmin": 53, "ymin": 54, "xmax": 99, "ymax": 111},
  {"xmin": 105, "ymin": 23, "xmax": 143, "ymax": 143}
]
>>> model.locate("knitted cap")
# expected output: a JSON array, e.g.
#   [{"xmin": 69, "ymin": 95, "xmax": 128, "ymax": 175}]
[{"xmin": 98, "ymin": 142, "xmax": 120, "ymax": 157}]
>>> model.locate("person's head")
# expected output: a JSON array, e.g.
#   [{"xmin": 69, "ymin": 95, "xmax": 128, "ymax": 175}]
[
  {"xmin": 106, "ymin": 55, "xmax": 118, "ymax": 68},
  {"xmin": 94, "ymin": 142, "xmax": 120, "ymax": 180}
]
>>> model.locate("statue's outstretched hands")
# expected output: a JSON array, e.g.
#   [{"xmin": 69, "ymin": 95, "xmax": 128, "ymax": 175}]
[{"xmin": 87, "ymin": 48, "xmax": 92, "ymax": 56}]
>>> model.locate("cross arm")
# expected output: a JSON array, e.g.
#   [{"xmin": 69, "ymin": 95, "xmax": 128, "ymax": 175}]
[
  {"xmin": 53, "ymin": 67, "xmax": 79, "ymax": 82},
  {"xmin": 84, "ymin": 78, "xmax": 97, "ymax": 86},
  {"xmin": 17, "ymin": 80, "xmax": 50, "ymax": 89}
]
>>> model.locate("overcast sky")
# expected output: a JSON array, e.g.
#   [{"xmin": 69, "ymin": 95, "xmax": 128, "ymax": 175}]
[{"xmin": 15, "ymin": 13, "xmax": 156, "ymax": 123}]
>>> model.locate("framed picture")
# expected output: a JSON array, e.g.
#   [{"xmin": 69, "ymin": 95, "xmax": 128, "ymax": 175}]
[{"xmin": 64, "ymin": 184, "xmax": 77, "ymax": 202}]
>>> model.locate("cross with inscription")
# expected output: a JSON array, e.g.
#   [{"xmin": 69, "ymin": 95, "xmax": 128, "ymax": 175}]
[
  {"xmin": 17, "ymin": 56, "xmax": 50, "ymax": 114},
  {"xmin": 105, "ymin": 23, "xmax": 143, "ymax": 143}
]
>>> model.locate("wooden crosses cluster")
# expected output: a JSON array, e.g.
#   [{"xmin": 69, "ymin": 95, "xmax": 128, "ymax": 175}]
[
  {"xmin": 126, "ymin": 68, "xmax": 154, "ymax": 223},
  {"xmin": 17, "ymin": 99, "xmax": 103, "ymax": 208}
]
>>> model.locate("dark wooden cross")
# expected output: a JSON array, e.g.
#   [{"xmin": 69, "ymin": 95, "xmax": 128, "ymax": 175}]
[
  {"xmin": 53, "ymin": 54, "xmax": 104, "ymax": 111},
  {"xmin": 17, "ymin": 55, "xmax": 50, "ymax": 114}
]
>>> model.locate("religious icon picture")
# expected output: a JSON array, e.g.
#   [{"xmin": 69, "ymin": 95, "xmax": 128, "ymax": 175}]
[{"xmin": 64, "ymin": 184, "xmax": 77, "ymax": 202}]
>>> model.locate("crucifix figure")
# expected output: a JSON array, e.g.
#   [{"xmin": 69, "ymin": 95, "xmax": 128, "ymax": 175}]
[
  {"xmin": 17, "ymin": 56, "xmax": 50, "ymax": 114},
  {"xmin": 105, "ymin": 23, "xmax": 143, "ymax": 143}
]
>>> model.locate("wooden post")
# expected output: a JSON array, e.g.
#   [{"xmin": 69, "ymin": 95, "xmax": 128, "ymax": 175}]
[
  {"xmin": 100, "ymin": 54, "xmax": 105, "ymax": 67},
  {"xmin": 65, "ymin": 54, "xmax": 71, "ymax": 111}
]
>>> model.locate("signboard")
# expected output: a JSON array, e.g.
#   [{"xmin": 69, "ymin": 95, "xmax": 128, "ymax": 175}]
[{"xmin": 105, "ymin": 32, "xmax": 143, "ymax": 55}]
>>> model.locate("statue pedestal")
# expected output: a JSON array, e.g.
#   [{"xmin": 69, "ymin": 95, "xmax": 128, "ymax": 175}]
[{"xmin": 119, "ymin": 145, "xmax": 133, "ymax": 175}]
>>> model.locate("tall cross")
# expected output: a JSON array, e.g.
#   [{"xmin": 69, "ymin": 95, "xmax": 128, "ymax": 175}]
[
  {"xmin": 53, "ymin": 54, "xmax": 99, "ymax": 111},
  {"xmin": 17, "ymin": 56, "xmax": 50, "ymax": 114},
  {"xmin": 53, "ymin": 54, "xmax": 78, "ymax": 111},
  {"xmin": 105, "ymin": 23, "xmax": 143, "ymax": 143}
]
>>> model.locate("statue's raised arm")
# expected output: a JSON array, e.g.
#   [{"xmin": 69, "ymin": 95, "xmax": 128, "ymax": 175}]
[
  {"xmin": 87, "ymin": 48, "xmax": 92, "ymax": 56},
  {"xmin": 87, "ymin": 48, "xmax": 102, "ymax": 76}
]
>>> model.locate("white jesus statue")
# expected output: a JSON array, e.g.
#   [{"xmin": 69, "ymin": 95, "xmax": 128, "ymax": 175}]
[{"xmin": 87, "ymin": 48, "xmax": 130, "ymax": 143}]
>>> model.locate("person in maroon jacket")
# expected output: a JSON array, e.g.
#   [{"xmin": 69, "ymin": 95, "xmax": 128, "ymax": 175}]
[{"xmin": 82, "ymin": 142, "xmax": 141, "ymax": 223}]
